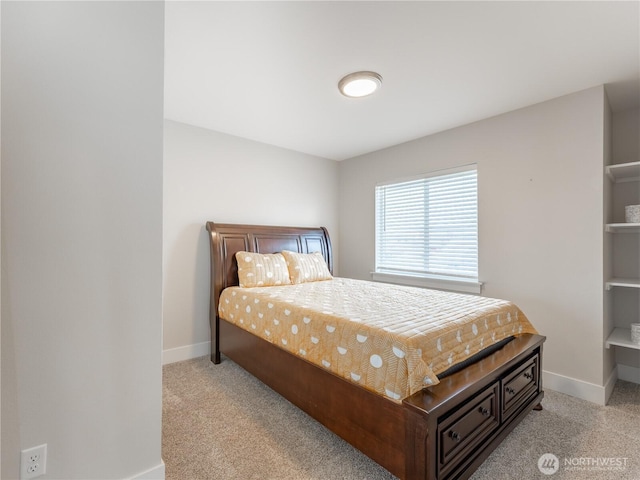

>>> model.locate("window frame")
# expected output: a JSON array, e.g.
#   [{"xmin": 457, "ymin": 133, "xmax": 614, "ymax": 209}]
[{"xmin": 372, "ymin": 164, "xmax": 482, "ymax": 294}]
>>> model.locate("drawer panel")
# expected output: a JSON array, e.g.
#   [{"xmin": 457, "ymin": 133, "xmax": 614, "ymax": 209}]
[
  {"xmin": 438, "ymin": 382, "xmax": 500, "ymax": 474},
  {"xmin": 502, "ymin": 353, "xmax": 539, "ymax": 420}
]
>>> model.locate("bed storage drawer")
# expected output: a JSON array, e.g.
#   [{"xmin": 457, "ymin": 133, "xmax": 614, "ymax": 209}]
[
  {"xmin": 502, "ymin": 353, "xmax": 539, "ymax": 421},
  {"xmin": 437, "ymin": 382, "xmax": 500, "ymax": 476}
]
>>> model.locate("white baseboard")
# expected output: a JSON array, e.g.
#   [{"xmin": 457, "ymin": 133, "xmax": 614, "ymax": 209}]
[
  {"xmin": 542, "ymin": 370, "xmax": 611, "ymax": 406},
  {"xmin": 128, "ymin": 461, "xmax": 165, "ymax": 480},
  {"xmin": 618, "ymin": 363, "xmax": 640, "ymax": 384},
  {"xmin": 162, "ymin": 341, "xmax": 211, "ymax": 365}
]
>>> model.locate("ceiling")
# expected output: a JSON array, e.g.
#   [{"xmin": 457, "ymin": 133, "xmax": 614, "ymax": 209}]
[{"xmin": 164, "ymin": 1, "xmax": 640, "ymax": 161}]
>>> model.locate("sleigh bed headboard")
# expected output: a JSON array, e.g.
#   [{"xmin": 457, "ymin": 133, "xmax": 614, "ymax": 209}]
[{"xmin": 205, "ymin": 222, "xmax": 333, "ymax": 361}]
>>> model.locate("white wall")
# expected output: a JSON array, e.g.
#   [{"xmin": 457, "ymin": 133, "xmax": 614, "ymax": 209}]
[
  {"xmin": 163, "ymin": 120, "xmax": 338, "ymax": 361},
  {"xmin": 1, "ymin": 2, "xmax": 164, "ymax": 479},
  {"xmin": 339, "ymin": 87, "xmax": 607, "ymax": 399}
]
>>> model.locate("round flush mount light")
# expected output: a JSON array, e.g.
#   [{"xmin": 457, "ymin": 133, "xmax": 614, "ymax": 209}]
[{"xmin": 338, "ymin": 71, "xmax": 382, "ymax": 98}]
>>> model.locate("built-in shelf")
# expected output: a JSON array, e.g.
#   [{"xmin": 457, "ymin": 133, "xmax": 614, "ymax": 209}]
[
  {"xmin": 604, "ymin": 130, "xmax": 639, "ymax": 367},
  {"xmin": 606, "ymin": 327, "xmax": 640, "ymax": 350},
  {"xmin": 605, "ymin": 223, "xmax": 640, "ymax": 233},
  {"xmin": 605, "ymin": 278, "xmax": 640, "ymax": 290},
  {"xmin": 606, "ymin": 161, "xmax": 640, "ymax": 183},
  {"xmin": 605, "ymin": 165, "xmax": 640, "ymax": 292}
]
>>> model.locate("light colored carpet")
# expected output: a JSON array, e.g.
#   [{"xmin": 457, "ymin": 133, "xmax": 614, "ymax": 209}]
[{"xmin": 163, "ymin": 356, "xmax": 640, "ymax": 479}]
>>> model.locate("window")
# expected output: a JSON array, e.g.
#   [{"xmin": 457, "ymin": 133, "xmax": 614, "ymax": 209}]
[{"xmin": 374, "ymin": 165, "xmax": 479, "ymax": 292}]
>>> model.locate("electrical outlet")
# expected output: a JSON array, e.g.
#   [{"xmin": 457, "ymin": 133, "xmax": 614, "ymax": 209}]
[{"xmin": 20, "ymin": 444, "xmax": 47, "ymax": 479}]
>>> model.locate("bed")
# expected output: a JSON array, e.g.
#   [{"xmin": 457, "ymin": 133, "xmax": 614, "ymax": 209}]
[{"xmin": 206, "ymin": 222, "xmax": 545, "ymax": 480}]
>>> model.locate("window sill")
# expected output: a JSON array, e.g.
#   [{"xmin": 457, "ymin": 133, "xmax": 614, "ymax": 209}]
[{"xmin": 371, "ymin": 272, "xmax": 483, "ymax": 294}]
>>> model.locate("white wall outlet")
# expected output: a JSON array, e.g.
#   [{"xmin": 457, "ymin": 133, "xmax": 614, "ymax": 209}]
[{"xmin": 20, "ymin": 444, "xmax": 47, "ymax": 479}]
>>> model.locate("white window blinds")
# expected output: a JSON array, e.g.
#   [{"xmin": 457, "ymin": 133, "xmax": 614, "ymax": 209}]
[{"xmin": 375, "ymin": 165, "xmax": 478, "ymax": 280}]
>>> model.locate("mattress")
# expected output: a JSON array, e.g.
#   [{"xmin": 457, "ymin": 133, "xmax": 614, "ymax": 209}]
[{"xmin": 218, "ymin": 277, "xmax": 537, "ymax": 402}]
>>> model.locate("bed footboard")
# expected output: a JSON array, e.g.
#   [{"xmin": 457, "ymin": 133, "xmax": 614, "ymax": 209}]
[{"xmin": 404, "ymin": 333, "xmax": 544, "ymax": 480}]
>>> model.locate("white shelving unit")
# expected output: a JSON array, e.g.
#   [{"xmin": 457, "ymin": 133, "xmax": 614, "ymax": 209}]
[
  {"xmin": 605, "ymin": 223, "xmax": 640, "ymax": 233},
  {"xmin": 605, "ymin": 160, "xmax": 640, "ymax": 351},
  {"xmin": 605, "ymin": 161, "xmax": 640, "ymax": 183},
  {"xmin": 605, "ymin": 328, "xmax": 640, "ymax": 350},
  {"xmin": 605, "ymin": 278, "xmax": 640, "ymax": 290}
]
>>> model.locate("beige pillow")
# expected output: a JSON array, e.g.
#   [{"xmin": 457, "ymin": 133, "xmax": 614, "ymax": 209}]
[
  {"xmin": 235, "ymin": 252, "xmax": 291, "ymax": 288},
  {"xmin": 281, "ymin": 250, "xmax": 333, "ymax": 284}
]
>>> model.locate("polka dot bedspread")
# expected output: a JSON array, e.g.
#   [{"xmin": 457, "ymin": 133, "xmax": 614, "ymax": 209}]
[{"xmin": 218, "ymin": 277, "xmax": 537, "ymax": 402}]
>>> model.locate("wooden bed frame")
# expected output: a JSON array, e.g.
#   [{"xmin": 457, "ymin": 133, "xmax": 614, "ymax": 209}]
[{"xmin": 206, "ymin": 222, "xmax": 545, "ymax": 480}]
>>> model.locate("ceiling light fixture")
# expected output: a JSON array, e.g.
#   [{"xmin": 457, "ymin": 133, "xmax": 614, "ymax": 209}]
[{"xmin": 338, "ymin": 71, "xmax": 382, "ymax": 98}]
